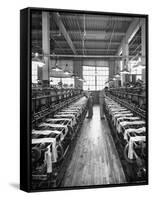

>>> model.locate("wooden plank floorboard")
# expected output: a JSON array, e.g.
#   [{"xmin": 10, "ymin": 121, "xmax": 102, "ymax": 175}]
[{"xmin": 61, "ymin": 105, "xmax": 126, "ymax": 187}]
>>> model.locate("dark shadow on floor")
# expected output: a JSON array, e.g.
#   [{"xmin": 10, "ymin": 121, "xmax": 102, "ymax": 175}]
[{"xmin": 9, "ymin": 183, "xmax": 19, "ymax": 190}]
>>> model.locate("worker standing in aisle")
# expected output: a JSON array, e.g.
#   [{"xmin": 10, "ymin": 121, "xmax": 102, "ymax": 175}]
[
  {"xmin": 99, "ymin": 88, "xmax": 105, "ymax": 120},
  {"xmin": 87, "ymin": 93, "xmax": 93, "ymax": 118}
]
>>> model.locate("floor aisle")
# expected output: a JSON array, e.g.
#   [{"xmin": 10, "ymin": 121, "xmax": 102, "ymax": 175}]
[{"xmin": 61, "ymin": 105, "xmax": 126, "ymax": 187}]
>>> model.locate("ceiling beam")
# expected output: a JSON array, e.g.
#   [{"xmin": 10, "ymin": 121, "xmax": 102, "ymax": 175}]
[
  {"xmin": 32, "ymin": 39, "xmax": 120, "ymax": 46},
  {"xmin": 32, "ymin": 29, "xmax": 126, "ymax": 37},
  {"xmin": 52, "ymin": 12, "xmax": 77, "ymax": 55},
  {"xmin": 32, "ymin": 13, "xmax": 132, "ymax": 22},
  {"xmin": 54, "ymin": 48, "xmax": 117, "ymax": 52},
  {"xmin": 61, "ymin": 15, "xmax": 133, "ymax": 22},
  {"xmin": 58, "ymin": 40, "xmax": 120, "ymax": 46},
  {"xmin": 32, "ymin": 40, "xmax": 140, "ymax": 51},
  {"xmin": 39, "ymin": 54, "xmax": 135, "ymax": 59}
]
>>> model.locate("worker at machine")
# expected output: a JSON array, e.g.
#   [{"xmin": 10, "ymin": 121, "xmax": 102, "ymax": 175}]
[
  {"xmin": 99, "ymin": 88, "xmax": 105, "ymax": 120},
  {"xmin": 87, "ymin": 93, "xmax": 93, "ymax": 118}
]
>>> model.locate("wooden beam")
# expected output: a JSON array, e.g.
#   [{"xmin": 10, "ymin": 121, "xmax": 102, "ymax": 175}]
[{"xmin": 52, "ymin": 12, "xmax": 77, "ymax": 55}]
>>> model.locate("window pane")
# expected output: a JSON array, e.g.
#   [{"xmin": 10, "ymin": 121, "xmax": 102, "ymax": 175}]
[{"xmin": 83, "ymin": 66, "xmax": 109, "ymax": 91}]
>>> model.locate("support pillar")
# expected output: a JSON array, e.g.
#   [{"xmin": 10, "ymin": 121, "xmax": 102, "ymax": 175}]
[
  {"xmin": 108, "ymin": 60, "xmax": 115, "ymax": 88},
  {"xmin": 141, "ymin": 19, "xmax": 146, "ymax": 83},
  {"xmin": 42, "ymin": 12, "xmax": 50, "ymax": 87},
  {"xmin": 73, "ymin": 60, "xmax": 83, "ymax": 89},
  {"xmin": 121, "ymin": 42, "xmax": 129, "ymax": 86}
]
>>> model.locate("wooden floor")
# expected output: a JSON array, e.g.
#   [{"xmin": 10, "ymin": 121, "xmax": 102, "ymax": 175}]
[{"xmin": 61, "ymin": 105, "xmax": 126, "ymax": 187}]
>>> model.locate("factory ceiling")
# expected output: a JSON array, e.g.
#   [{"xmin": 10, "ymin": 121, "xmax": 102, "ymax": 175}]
[{"xmin": 31, "ymin": 11, "xmax": 142, "ymax": 58}]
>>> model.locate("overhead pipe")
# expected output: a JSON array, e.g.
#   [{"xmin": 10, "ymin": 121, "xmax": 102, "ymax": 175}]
[{"xmin": 38, "ymin": 53, "xmax": 138, "ymax": 59}]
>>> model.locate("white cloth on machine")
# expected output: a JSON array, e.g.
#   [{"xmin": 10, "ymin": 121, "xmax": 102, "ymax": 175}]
[
  {"xmin": 46, "ymin": 118, "xmax": 73, "ymax": 127},
  {"xmin": 128, "ymin": 136, "xmax": 146, "ymax": 159},
  {"xmin": 124, "ymin": 127, "xmax": 146, "ymax": 141},
  {"xmin": 32, "ymin": 137, "xmax": 58, "ymax": 163},
  {"xmin": 115, "ymin": 116, "xmax": 141, "ymax": 131},
  {"xmin": 32, "ymin": 129, "xmax": 64, "ymax": 141},
  {"xmin": 54, "ymin": 114, "xmax": 77, "ymax": 126},
  {"xmin": 39, "ymin": 122, "xmax": 68, "ymax": 135},
  {"xmin": 118, "ymin": 120, "xmax": 145, "ymax": 133},
  {"xmin": 113, "ymin": 113, "xmax": 133, "ymax": 125}
]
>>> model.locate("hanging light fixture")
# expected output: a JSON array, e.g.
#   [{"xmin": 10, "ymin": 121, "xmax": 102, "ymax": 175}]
[
  {"xmin": 76, "ymin": 75, "xmax": 80, "ymax": 79},
  {"xmin": 133, "ymin": 63, "xmax": 146, "ymax": 69},
  {"xmin": 32, "ymin": 52, "xmax": 45, "ymax": 67},
  {"xmin": 120, "ymin": 68, "xmax": 130, "ymax": 74},
  {"xmin": 71, "ymin": 73, "xmax": 78, "ymax": 78},
  {"xmin": 133, "ymin": 53, "xmax": 146, "ymax": 69},
  {"xmin": 78, "ymin": 77, "xmax": 86, "ymax": 82},
  {"xmin": 115, "ymin": 73, "xmax": 120, "ymax": 78},
  {"xmin": 64, "ymin": 64, "xmax": 71, "ymax": 75},
  {"xmin": 120, "ymin": 58, "xmax": 130, "ymax": 74},
  {"xmin": 51, "ymin": 57, "xmax": 63, "ymax": 72}
]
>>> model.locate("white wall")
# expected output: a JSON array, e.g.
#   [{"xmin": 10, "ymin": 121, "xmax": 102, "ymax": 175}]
[{"xmin": 0, "ymin": 0, "xmax": 152, "ymax": 199}]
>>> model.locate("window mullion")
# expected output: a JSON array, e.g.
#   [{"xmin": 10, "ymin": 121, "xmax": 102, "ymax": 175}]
[{"xmin": 95, "ymin": 66, "xmax": 97, "ymax": 91}]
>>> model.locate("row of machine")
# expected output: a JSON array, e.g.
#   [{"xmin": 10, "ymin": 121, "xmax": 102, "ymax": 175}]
[
  {"xmin": 104, "ymin": 95, "xmax": 146, "ymax": 181},
  {"xmin": 31, "ymin": 95, "xmax": 88, "ymax": 189}
]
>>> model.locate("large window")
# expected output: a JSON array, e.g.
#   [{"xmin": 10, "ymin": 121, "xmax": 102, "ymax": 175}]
[{"xmin": 83, "ymin": 66, "xmax": 109, "ymax": 91}]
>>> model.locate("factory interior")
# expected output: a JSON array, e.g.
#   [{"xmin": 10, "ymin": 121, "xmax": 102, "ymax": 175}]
[{"xmin": 31, "ymin": 10, "xmax": 147, "ymax": 190}]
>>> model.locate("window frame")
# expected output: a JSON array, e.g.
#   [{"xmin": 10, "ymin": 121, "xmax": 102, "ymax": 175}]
[{"xmin": 83, "ymin": 66, "xmax": 109, "ymax": 91}]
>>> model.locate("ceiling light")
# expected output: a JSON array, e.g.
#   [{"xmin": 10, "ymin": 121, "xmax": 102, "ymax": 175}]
[
  {"xmin": 64, "ymin": 64, "xmax": 71, "ymax": 75},
  {"xmin": 51, "ymin": 58, "xmax": 63, "ymax": 72},
  {"xmin": 64, "ymin": 71, "xmax": 71, "ymax": 75},
  {"xmin": 115, "ymin": 73, "xmax": 120, "ymax": 78},
  {"xmin": 32, "ymin": 56, "xmax": 45, "ymax": 68},
  {"xmin": 51, "ymin": 66, "xmax": 63, "ymax": 72},
  {"xmin": 78, "ymin": 77, "xmax": 86, "ymax": 82},
  {"xmin": 35, "ymin": 52, "xmax": 39, "ymax": 57},
  {"xmin": 120, "ymin": 68, "xmax": 130, "ymax": 74}
]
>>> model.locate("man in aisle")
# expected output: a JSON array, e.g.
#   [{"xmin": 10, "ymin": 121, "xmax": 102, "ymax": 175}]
[
  {"xmin": 87, "ymin": 93, "xmax": 93, "ymax": 118},
  {"xmin": 100, "ymin": 88, "xmax": 105, "ymax": 120}
]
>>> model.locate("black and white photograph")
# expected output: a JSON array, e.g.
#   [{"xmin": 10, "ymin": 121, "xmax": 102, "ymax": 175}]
[{"xmin": 20, "ymin": 7, "xmax": 148, "ymax": 192}]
